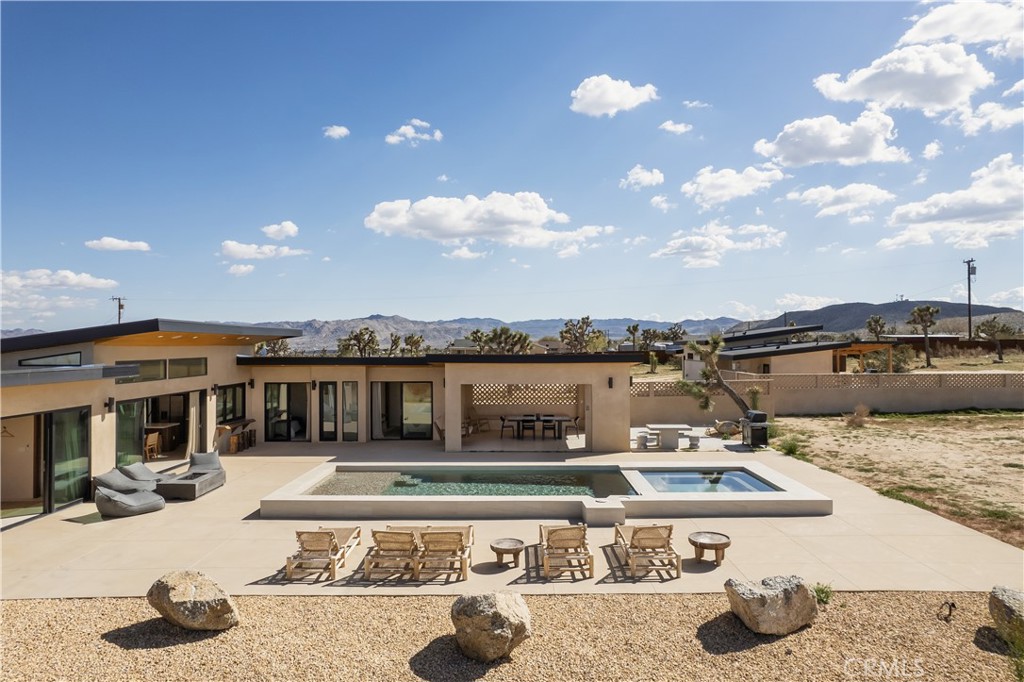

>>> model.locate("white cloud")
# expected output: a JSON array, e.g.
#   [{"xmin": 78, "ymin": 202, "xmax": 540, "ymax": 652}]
[
  {"xmin": 364, "ymin": 192, "xmax": 615, "ymax": 255},
  {"xmin": 220, "ymin": 241, "xmax": 311, "ymax": 259},
  {"xmin": 754, "ymin": 207, "xmax": 764, "ymax": 216},
  {"xmin": 261, "ymin": 220, "xmax": 299, "ymax": 240},
  {"xmin": 880, "ymin": 153, "xmax": 1023, "ymax": 249},
  {"xmin": 84, "ymin": 236, "xmax": 151, "ymax": 252},
  {"xmin": 959, "ymin": 101, "xmax": 1024, "ymax": 136},
  {"xmin": 1004, "ymin": 79, "xmax": 1024, "ymax": 96},
  {"xmin": 437, "ymin": 174, "xmax": 450, "ymax": 182},
  {"xmin": 913, "ymin": 169, "xmax": 930, "ymax": 185},
  {"xmin": 322, "ymin": 125, "xmax": 350, "ymax": 139},
  {"xmin": 659, "ymin": 120, "xmax": 693, "ymax": 135},
  {"xmin": 650, "ymin": 195, "xmax": 676, "ymax": 213},
  {"xmin": 814, "ymin": 43, "xmax": 993, "ymax": 118},
  {"xmin": 776, "ymin": 293, "xmax": 844, "ymax": 310},
  {"xmin": 1, "ymin": 269, "xmax": 117, "ymax": 318},
  {"xmin": 785, "ymin": 183, "xmax": 896, "ymax": 223},
  {"xmin": 922, "ymin": 140, "xmax": 943, "ymax": 160},
  {"xmin": 569, "ymin": 74, "xmax": 658, "ymax": 117},
  {"xmin": 898, "ymin": 0, "xmax": 1024, "ymax": 59},
  {"xmin": 987, "ymin": 286, "xmax": 1024, "ymax": 308},
  {"xmin": 443, "ymin": 246, "xmax": 487, "ymax": 260},
  {"xmin": 649, "ymin": 219, "xmax": 786, "ymax": 268},
  {"xmin": 385, "ymin": 119, "xmax": 443, "ymax": 146},
  {"xmin": 228, "ymin": 264, "xmax": 255, "ymax": 276},
  {"xmin": 754, "ymin": 107, "xmax": 910, "ymax": 167},
  {"xmin": 623, "ymin": 236, "xmax": 650, "ymax": 247},
  {"xmin": 619, "ymin": 164, "xmax": 665, "ymax": 191},
  {"xmin": 680, "ymin": 164, "xmax": 785, "ymax": 210},
  {"xmin": 2, "ymin": 268, "xmax": 118, "ymax": 291},
  {"xmin": 321, "ymin": 256, "xmax": 331, "ymax": 262},
  {"xmin": 682, "ymin": 100, "xmax": 711, "ymax": 109}
]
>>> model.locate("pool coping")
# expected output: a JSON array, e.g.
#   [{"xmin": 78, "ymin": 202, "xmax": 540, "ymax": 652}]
[{"xmin": 260, "ymin": 460, "xmax": 833, "ymax": 525}]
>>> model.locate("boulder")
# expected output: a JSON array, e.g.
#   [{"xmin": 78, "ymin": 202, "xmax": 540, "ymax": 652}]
[
  {"xmin": 451, "ymin": 592, "xmax": 531, "ymax": 663},
  {"xmin": 989, "ymin": 585, "xmax": 1024, "ymax": 652},
  {"xmin": 724, "ymin": 575, "xmax": 818, "ymax": 635},
  {"xmin": 147, "ymin": 570, "xmax": 239, "ymax": 631}
]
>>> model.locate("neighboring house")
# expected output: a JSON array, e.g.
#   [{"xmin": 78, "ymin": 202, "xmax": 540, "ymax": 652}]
[{"xmin": 1, "ymin": 318, "xmax": 643, "ymax": 519}]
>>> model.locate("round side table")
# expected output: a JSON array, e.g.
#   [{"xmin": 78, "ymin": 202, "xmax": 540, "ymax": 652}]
[
  {"xmin": 688, "ymin": 531, "xmax": 731, "ymax": 566},
  {"xmin": 490, "ymin": 537, "xmax": 525, "ymax": 568}
]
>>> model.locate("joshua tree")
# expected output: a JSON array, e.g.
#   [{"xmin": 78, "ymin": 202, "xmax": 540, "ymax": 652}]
[
  {"xmin": 639, "ymin": 328, "xmax": 663, "ymax": 352},
  {"xmin": 976, "ymin": 316, "xmax": 1013, "ymax": 362},
  {"xmin": 907, "ymin": 305, "xmax": 940, "ymax": 368},
  {"xmin": 677, "ymin": 334, "xmax": 751, "ymax": 414},
  {"xmin": 261, "ymin": 339, "xmax": 291, "ymax": 357},
  {"xmin": 383, "ymin": 332, "xmax": 402, "ymax": 357},
  {"xmin": 403, "ymin": 334, "xmax": 424, "ymax": 356},
  {"xmin": 467, "ymin": 326, "xmax": 532, "ymax": 354},
  {"xmin": 866, "ymin": 315, "xmax": 886, "ymax": 341},
  {"xmin": 468, "ymin": 329, "xmax": 488, "ymax": 353},
  {"xmin": 664, "ymin": 323, "xmax": 687, "ymax": 341},
  {"xmin": 626, "ymin": 323, "xmax": 640, "ymax": 349},
  {"xmin": 338, "ymin": 326, "xmax": 379, "ymax": 357},
  {"xmin": 559, "ymin": 316, "xmax": 599, "ymax": 353}
]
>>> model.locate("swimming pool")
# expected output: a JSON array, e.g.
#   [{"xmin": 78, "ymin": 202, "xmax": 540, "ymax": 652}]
[
  {"xmin": 641, "ymin": 469, "xmax": 780, "ymax": 493},
  {"xmin": 305, "ymin": 467, "xmax": 637, "ymax": 498},
  {"xmin": 261, "ymin": 460, "xmax": 833, "ymax": 524}
]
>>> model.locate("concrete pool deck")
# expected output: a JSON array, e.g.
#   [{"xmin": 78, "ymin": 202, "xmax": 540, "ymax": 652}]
[{"xmin": 2, "ymin": 439, "xmax": 1021, "ymax": 599}]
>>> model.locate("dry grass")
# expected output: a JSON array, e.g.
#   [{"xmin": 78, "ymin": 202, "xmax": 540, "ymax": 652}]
[{"xmin": 775, "ymin": 412, "xmax": 1024, "ymax": 549}]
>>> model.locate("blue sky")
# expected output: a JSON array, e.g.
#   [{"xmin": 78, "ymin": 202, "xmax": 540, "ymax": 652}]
[{"xmin": 2, "ymin": 1, "xmax": 1022, "ymax": 331}]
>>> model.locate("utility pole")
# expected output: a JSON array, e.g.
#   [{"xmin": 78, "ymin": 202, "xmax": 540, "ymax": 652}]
[
  {"xmin": 963, "ymin": 259, "xmax": 976, "ymax": 338},
  {"xmin": 110, "ymin": 296, "xmax": 126, "ymax": 323}
]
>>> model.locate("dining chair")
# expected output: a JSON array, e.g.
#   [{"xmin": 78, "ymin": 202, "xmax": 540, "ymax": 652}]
[
  {"xmin": 499, "ymin": 416, "xmax": 515, "ymax": 439},
  {"xmin": 564, "ymin": 416, "xmax": 581, "ymax": 437},
  {"xmin": 541, "ymin": 414, "xmax": 556, "ymax": 439},
  {"xmin": 520, "ymin": 415, "xmax": 537, "ymax": 440}
]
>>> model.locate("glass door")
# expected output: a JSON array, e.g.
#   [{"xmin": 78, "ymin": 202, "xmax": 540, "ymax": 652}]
[
  {"xmin": 115, "ymin": 399, "xmax": 146, "ymax": 467},
  {"xmin": 401, "ymin": 382, "xmax": 432, "ymax": 439},
  {"xmin": 319, "ymin": 382, "xmax": 337, "ymax": 442},
  {"xmin": 45, "ymin": 407, "xmax": 90, "ymax": 511},
  {"xmin": 342, "ymin": 381, "xmax": 358, "ymax": 442},
  {"xmin": 265, "ymin": 383, "xmax": 310, "ymax": 442}
]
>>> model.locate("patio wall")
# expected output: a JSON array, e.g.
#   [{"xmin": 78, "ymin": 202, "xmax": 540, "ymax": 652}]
[{"xmin": 628, "ymin": 372, "xmax": 1024, "ymax": 423}]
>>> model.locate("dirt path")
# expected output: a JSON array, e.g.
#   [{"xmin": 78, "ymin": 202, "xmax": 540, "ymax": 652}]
[{"xmin": 774, "ymin": 412, "xmax": 1024, "ymax": 548}]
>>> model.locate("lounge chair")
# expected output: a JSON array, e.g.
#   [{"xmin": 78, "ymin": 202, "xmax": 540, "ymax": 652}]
[
  {"xmin": 285, "ymin": 526, "xmax": 362, "ymax": 581},
  {"xmin": 94, "ymin": 485, "xmax": 166, "ymax": 517},
  {"xmin": 466, "ymin": 407, "xmax": 490, "ymax": 433},
  {"xmin": 417, "ymin": 528, "xmax": 473, "ymax": 581},
  {"xmin": 539, "ymin": 523, "xmax": 594, "ymax": 579},
  {"xmin": 363, "ymin": 529, "xmax": 421, "ymax": 580},
  {"xmin": 614, "ymin": 523, "xmax": 681, "ymax": 579},
  {"xmin": 118, "ymin": 462, "xmax": 172, "ymax": 484}
]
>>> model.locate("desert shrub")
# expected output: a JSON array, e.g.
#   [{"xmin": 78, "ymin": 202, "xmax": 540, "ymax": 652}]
[
  {"xmin": 845, "ymin": 403, "xmax": 870, "ymax": 427},
  {"xmin": 812, "ymin": 582, "xmax": 834, "ymax": 605}
]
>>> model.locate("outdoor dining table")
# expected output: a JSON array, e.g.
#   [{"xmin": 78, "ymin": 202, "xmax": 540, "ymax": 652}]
[
  {"xmin": 504, "ymin": 415, "xmax": 571, "ymax": 439},
  {"xmin": 645, "ymin": 423, "xmax": 691, "ymax": 450}
]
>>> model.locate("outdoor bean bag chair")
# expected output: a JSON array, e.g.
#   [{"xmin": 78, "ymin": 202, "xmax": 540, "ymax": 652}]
[
  {"xmin": 118, "ymin": 462, "xmax": 172, "ymax": 484},
  {"xmin": 93, "ymin": 467, "xmax": 157, "ymax": 493},
  {"xmin": 94, "ymin": 485, "xmax": 166, "ymax": 518},
  {"xmin": 188, "ymin": 451, "xmax": 223, "ymax": 473}
]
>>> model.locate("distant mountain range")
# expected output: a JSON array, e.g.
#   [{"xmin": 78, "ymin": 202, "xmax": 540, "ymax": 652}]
[{"xmin": 3, "ymin": 301, "xmax": 1020, "ymax": 349}]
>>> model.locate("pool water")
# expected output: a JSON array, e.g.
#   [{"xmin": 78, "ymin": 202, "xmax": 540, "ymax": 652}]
[
  {"xmin": 304, "ymin": 467, "xmax": 637, "ymax": 498},
  {"xmin": 641, "ymin": 469, "xmax": 781, "ymax": 493}
]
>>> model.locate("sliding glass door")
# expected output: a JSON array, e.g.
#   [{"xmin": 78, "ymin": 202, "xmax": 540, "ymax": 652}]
[
  {"xmin": 265, "ymin": 383, "xmax": 310, "ymax": 442},
  {"xmin": 319, "ymin": 382, "xmax": 337, "ymax": 441},
  {"xmin": 116, "ymin": 399, "xmax": 146, "ymax": 467},
  {"xmin": 46, "ymin": 407, "xmax": 90, "ymax": 510},
  {"xmin": 370, "ymin": 381, "xmax": 431, "ymax": 440}
]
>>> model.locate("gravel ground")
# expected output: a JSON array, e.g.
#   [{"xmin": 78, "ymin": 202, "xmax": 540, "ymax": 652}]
[{"xmin": 2, "ymin": 592, "xmax": 1017, "ymax": 681}]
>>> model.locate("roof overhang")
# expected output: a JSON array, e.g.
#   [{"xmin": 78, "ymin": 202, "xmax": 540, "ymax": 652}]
[
  {"xmin": 1, "ymin": 319, "xmax": 302, "ymax": 353},
  {"xmin": 237, "ymin": 352, "xmax": 647, "ymax": 367},
  {"xmin": 719, "ymin": 341, "xmax": 851, "ymax": 361}
]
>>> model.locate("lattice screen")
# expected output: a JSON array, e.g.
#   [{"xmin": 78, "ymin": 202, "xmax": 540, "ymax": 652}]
[
  {"xmin": 471, "ymin": 383, "xmax": 579, "ymax": 406},
  {"xmin": 941, "ymin": 373, "xmax": 1012, "ymax": 389}
]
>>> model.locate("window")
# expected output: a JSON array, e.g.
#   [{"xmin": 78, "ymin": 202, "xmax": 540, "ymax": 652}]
[
  {"xmin": 217, "ymin": 384, "xmax": 245, "ymax": 424},
  {"xmin": 19, "ymin": 351, "xmax": 82, "ymax": 367},
  {"xmin": 168, "ymin": 357, "xmax": 207, "ymax": 379},
  {"xmin": 115, "ymin": 359, "xmax": 166, "ymax": 384},
  {"xmin": 319, "ymin": 382, "xmax": 337, "ymax": 441}
]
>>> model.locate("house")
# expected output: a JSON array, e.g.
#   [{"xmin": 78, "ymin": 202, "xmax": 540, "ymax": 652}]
[{"xmin": 1, "ymin": 318, "xmax": 643, "ymax": 519}]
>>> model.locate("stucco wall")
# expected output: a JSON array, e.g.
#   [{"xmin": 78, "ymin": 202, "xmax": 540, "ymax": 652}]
[{"xmin": 1, "ymin": 415, "xmax": 36, "ymax": 499}]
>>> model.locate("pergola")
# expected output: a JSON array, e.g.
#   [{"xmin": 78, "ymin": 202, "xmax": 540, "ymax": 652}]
[{"xmin": 833, "ymin": 342, "xmax": 895, "ymax": 373}]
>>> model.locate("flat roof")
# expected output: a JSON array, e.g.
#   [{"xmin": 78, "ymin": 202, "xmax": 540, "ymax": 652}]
[
  {"xmin": 1, "ymin": 319, "xmax": 302, "ymax": 353},
  {"xmin": 719, "ymin": 340, "xmax": 850, "ymax": 360},
  {"xmin": 238, "ymin": 352, "xmax": 647, "ymax": 366},
  {"xmin": 723, "ymin": 324, "xmax": 824, "ymax": 344}
]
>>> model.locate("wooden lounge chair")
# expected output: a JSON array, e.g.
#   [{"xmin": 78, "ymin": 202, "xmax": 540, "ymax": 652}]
[
  {"xmin": 467, "ymin": 407, "xmax": 490, "ymax": 433},
  {"xmin": 363, "ymin": 529, "xmax": 421, "ymax": 580},
  {"xmin": 614, "ymin": 523, "xmax": 681, "ymax": 579},
  {"xmin": 285, "ymin": 526, "xmax": 361, "ymax": 581},
  {"xmin": 539, "ymin": 523, "xmax": 593, "ymax": 579},
  {"xmin": 417, "ymin": 529, "xmax": 473, "ymax": 581}
]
